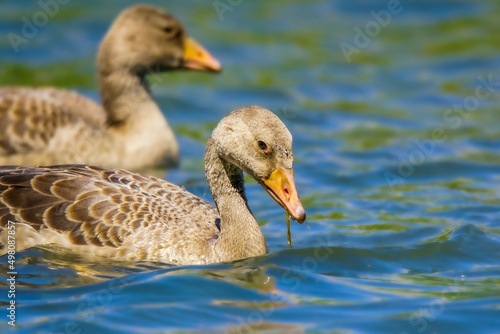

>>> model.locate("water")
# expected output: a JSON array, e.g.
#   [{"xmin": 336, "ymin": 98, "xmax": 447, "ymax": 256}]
[{"xmin": 1, "ymin": 0, "xmax": 500, "ymax": 333}]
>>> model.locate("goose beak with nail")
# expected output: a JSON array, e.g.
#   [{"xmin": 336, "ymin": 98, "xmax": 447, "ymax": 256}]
[
  {"xmin": 261, "ymin": 166, "xmax": 306, "ymax": 223},
  {"xmin": 182, "ymin": 37, "xmax": 221, "ymax": 72}
]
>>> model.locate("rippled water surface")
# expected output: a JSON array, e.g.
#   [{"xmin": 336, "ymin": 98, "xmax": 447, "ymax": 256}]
[{"xmin": 1, "ymin": 0, "xmax": 500, "ymax": 333}]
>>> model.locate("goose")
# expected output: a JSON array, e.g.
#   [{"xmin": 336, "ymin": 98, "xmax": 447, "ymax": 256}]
[
  {"xmin": 0, "ymin": 5, "xmax": 221, "ymax": 171},
  {"xmin": 0, "ymin": 106, "xmax": 306, "ymax": 265}
]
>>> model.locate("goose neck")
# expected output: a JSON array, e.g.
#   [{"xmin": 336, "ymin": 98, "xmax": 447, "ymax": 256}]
[{"xmin": 204, "ymin": 137, "xmax": 267, "ymax": 261}]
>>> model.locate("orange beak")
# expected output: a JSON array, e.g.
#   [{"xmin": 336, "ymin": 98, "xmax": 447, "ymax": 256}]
[
  {"xmin": 182, "ymin": 37, "xmax": 221, "ymax": 72},
  {"xmin": 261, "ymin": 166, "xmax": 306, "ymax": 224}
]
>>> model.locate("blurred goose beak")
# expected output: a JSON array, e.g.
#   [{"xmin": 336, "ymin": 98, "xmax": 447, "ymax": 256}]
[
  {"xmin": 261, "ymin": 166, "xmax": 306, "ymax": 224},
  {"xmin": 182, "ymin": 37, "xmax": 221, "ymax": 72}
]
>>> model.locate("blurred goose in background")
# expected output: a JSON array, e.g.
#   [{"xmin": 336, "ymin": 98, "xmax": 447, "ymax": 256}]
[
  {"xmin": 0, "ymin": 5, "xmax": 221, "ymax": 171},
  {"xmin": 0, "ymin": 107, "xmax": 306, "ymax": 265}
]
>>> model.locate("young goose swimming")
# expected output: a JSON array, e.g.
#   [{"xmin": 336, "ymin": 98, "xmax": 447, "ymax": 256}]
[
  {"xmin": 0, "ymin": 5, "xmax": 221, "ymax": 171},
  {"xmin": 0, "ymin": 107, "xmax": 305, "ymax": 265}
]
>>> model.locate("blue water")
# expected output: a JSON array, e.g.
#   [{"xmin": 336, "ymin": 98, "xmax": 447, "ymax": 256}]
[{"xmin": 1, "ymin": 0, "xmax": 500, "ymax": 333}]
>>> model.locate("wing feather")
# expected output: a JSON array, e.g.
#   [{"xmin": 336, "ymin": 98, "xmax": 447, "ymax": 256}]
[
  {"xmin": 0, "ymin": 165, "xmax": 218, "ymax": 255},
  {"xmin": 0, "ymin": 87, "xmax": 106, "ymax": 156}
]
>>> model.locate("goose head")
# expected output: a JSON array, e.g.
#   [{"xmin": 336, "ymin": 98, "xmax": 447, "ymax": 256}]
[
  {"xmin": 98, "ymin": 5, "xmax": 221, "ymax": 76},
  {"xmin": 211, "ymin": 106, "xmax": 306, "ymax": 223}
]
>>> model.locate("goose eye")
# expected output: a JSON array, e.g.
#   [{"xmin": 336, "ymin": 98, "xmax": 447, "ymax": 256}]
[
  {"xmin": 258, "ymin": 140, "xmax": 269, "ymax": 153},
  {"xmin": 163, "ymin": 26, "xmax": 174, "ymax": 34}
]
